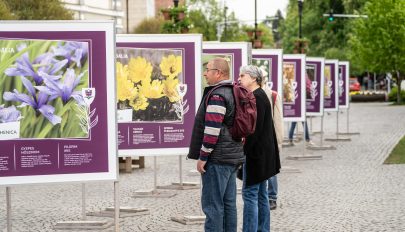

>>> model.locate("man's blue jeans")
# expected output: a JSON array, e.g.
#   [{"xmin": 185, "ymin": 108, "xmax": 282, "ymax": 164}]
[
  {"xmin": 201, "ymin": 162, "xmax": 238, "ymax": 232},
  {"xmin": 242, "ymin": 165, "xmax": 270, "ymax": 232},
  {"xmin": 288, "ymin": 121, "xmax": 310, "ymax": 141},
  {"xmin": 268, "ymin": 175, "xmax": 278, "ymax": 201}
]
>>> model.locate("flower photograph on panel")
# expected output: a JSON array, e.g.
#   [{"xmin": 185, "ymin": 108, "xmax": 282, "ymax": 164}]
[
  {"xmin": 0, "ymin": 39, "xmax": 94, "ymax": 139},
  {"xmin": 201, "ymin": 53, "xmax": 233, "ymax": 93},
  {"xmin": 253, "ymin": 58, "xmax": 272, "ymax": 89},
  {"xmin": 338, "ymin": 66, "xmax": 344, "ymax": 97},
  {"xmin": 324, "ymin": 65, "xmax": 332, "ymax": 98},
  {"xmin": 116, "ymin": 47, "xmax": 188, "ymax": 123},
  {"xmin": 306, "ymin": 64, "xmax": 317, "ymax": 101},
  {"xmin": 283, "ymin": 63, "xmax": 296, "ymax": 103}
]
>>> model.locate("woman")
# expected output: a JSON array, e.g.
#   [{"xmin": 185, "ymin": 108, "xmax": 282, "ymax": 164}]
[{"xmin": 238, "ymin": 65, "xmax": 281, "ymax": 232}]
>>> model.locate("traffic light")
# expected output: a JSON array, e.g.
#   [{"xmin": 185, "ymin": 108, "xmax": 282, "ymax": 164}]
[{"xmin": 328, "ymin": 12, "xmax": 334, "ymax": 21}]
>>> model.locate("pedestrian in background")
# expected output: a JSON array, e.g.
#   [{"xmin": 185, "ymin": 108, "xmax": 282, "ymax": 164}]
[{"xmin": 263, "ymin": 86, "xmax": 284, "ymax": 210}]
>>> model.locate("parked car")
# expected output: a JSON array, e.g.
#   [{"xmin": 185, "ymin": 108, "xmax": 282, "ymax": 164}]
[{"xmin": 350, "ymin": 77, "xmax": 361, "ymax": 91}]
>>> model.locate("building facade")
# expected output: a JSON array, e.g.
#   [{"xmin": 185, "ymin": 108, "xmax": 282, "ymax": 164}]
[{"xmin": 61, "ymin": 0, "xmax": 186, "ymax": 33}]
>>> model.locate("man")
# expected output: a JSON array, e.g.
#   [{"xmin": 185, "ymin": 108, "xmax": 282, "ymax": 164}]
[{"xmin": 188, "ymin": 57, "xmax": 244, "ymax": 232}]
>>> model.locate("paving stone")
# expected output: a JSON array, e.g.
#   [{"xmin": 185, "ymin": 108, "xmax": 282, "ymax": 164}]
[{"xmin": 0, "ymin": 103, "xmax": 405, "ymax": 231}]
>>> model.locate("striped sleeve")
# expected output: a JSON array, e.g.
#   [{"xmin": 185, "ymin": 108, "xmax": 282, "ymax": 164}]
[{"xmin": 199, "ymin": 94, "xmax": 226, "ymax": 161}]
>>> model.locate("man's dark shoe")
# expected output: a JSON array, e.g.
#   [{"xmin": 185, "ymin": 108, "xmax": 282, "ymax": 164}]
[{"xmin": 269, "ymin": 200, "xmax": 277, "ymax": 210}]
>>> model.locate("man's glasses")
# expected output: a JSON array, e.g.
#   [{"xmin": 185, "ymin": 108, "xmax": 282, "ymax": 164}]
[{"xmin": 205, "ymin": 68, "xmax": 220, "ymax": 72}]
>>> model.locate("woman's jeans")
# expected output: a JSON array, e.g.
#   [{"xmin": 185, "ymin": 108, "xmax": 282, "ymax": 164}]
[
  {"xmin": 242, "ymin": 165, "xmax": 270, "ymax": 232},
  {"xmin": 201, "ymin": 162, "xmax": 238, "ymax": 232}
]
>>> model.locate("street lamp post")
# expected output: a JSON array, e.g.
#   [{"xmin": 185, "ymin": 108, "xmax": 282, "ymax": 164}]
[
  {"xmin": 173, "ymin": 0, "xmax": 179, "ymax": 7},
  {"xmin": 254, "ymin": 0, "xmax": 258, "ymax": 40},
  {"xmin": 224, "ymin": 5, "xmax": 228, "ymax": 41},
  {"xmin": 297, "ymin": 0, "xmax": 304, "ymax": 53}
]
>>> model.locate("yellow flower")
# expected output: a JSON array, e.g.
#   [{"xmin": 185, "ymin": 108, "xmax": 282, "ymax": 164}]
[
  {"xmin": 141, "ymin": 80, "xmax": 165, "ymax": 99},
  {"xmin": 116, "ymin": 62, "xmax": 138, "ymax": 102},
  {"xmin": 160, "ymin": 55, "xmax": 182, "ymax": 78},
  {"xmin": 129, "ymin": 95, "xmax": 149, "ymax": 111},
  {"xmin": 163, "ymin": 76, "xmax": 180, "ymax": 102},
  {"xmin": 128, "ymin": 57, "xmax": 153, "ymax": 84}
]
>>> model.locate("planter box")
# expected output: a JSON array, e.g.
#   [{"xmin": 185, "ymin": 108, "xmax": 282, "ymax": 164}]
[
  {"xmin": 351, "ymin": 94, "xmax": 386, "ymax": 102},
  {"xmin": 253, "ymin": 39, "xmax": 262, "ymax": 48},
  {"xmin": 255, "ymin": 30, "xmax": 263, "ymax": 37},
  {"xmin": 177, "ymin": 12, "xmax": 185, "ymax": 20},
  {"xmin": 161, "ymin": 10, "xmax": 171, "ymax": 20}
]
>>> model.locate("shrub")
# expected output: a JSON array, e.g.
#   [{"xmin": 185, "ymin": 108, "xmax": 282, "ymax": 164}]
[
  {"xmin": 388, "ymin": 86, "xmax": 405, "ymax": 102},
  {"xmin": 133, "ymin": 17, "xmax": 164, "ymax": 34}
]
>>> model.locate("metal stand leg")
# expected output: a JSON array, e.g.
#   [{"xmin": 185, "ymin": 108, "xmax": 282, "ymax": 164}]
[
  {"xmin": 82, "ymin": 183, "xmax": 86, "ymax": 220},
  {"xmin": 306, "ymin": 115, "xmax": 336, "ymax": 150},
  {"xmin": 286, "ymin": 119, "xmax": 322, "ymax": 160},
  {"xmin": 88, "ymin": 180, "xmax": 150, "ymax": 218},
  {"xmin": 55, "ymin": 183, "xmax": 112, "ymax": 230},
  {"xmin": 325, "ymin": 111, "xmax": 351, "ymax": 142},
  {"xmin": 6, "ymin": 187, "xmax": 12, "ymax": 232},
  {"xmin": 171, "ymin": 174, "xmax": 206, "ymax": 225},
  {"xmin": 337, "ymin": 108, "xmax": 360, "ymax": 135},
  {"xmin": 157, "ymin": 155, "xmax": 199, "ymax": 190},
  {"xmin": 114, "ymin": 181, "xmax": 119, "ymax": 232},
  {"xmin": 133, "ymin": 156, "xmax": 176, "ymax": 198}
]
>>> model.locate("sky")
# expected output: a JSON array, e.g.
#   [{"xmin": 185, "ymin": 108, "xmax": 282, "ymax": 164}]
[{"xmin": 223, "ymin": 0, "xmax": 289, "ymax": 24}]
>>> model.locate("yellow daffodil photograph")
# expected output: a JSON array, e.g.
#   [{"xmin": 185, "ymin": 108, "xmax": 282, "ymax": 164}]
[{"xmin": 116, "ymin": 48, "xmax": 186, "ymax": 122}]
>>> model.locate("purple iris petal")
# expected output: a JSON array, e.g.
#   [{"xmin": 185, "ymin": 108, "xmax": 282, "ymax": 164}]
[
  {"xmin": 3, "ymin": 87, "xmax": 61, "ymax": 125},
  {"xmin": 39, "ymin": 68, "xmax": 85, "ymax": 104},
  {"xmin": 38, "ymin": 105, "xmax": 61, "ymax": 125},
  {"xmin": 47, "ymin": 59, "xmax": 68, "ymax": 75},
  {"xmin": 0, "ymin": 105, "xmax": 21, "ymax": 123},
  {"xmin": 20, "ymin": 76, "xmax": 36, "ymax": 98},
  {"xmin": 71, "ymin": 91, "xmax": 85, "ymax": 105},
  {"xmin": 5, "ymin": 53, "xmax": 43, "ymax": 85},
  {"xmin": 17, "ymin": 43, "xmax": 27, "ymax": 51},
  {"xmin": 52, "ymin": 41, "xmax": 88, "ymax": 67},
  {"xmin": 3, "ymin": 90, "xmax": 36, "ymax": 108}
]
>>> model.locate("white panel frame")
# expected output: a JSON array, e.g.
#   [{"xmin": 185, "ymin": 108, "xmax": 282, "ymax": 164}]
[
  {"xmin": 324, "ymin": 59, "xmax": 339, "ymax": 112},
  {"xmin": 0, "ymin": 20, "xmax": 117, "ymax": 185},
  {"xmin": 116, "ymin": 34, "xmax": 202, "ymax": 157},
  {"xmin": 282, "ymin": 54, "xmax": 306, "ymax": 122},
  {"xmin": 306, "ymin": 57, "xmax": 325, "ymax": 117}
]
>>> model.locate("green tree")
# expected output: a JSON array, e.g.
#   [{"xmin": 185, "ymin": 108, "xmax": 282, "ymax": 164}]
[
  {"xmin": 0, "ymin": 0, "xmax": 16, "ymax": 19},
  {"xmin": 280, "ymin": 0, "xmax": 367, "ymax": 74},
  {"xmin": 4, "ymin": 0, "xmax": 72, "ymax": 20},
  {"xmin": 349, "ymin": 0, "xmax": 405, "ymax": 103},
  {"xmin": 187, "ymin": 0, "xmax": 245, "ymax": 41},
  {"xmin": 272, "ymin": 10, "xmax": 285, "ymax": 48}
]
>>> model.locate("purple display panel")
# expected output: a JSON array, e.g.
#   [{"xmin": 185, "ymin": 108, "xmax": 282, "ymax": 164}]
[
  {"xmin": 252, "ymin": 49, "xmax": 283, "ymax": 95},
  {"xmin": 324, "ymin": 60, "xmax": 339, "ymax": 112},
  {"xmin": 338, "ymin": 61, "xmax": 350, "ymax": 109},
  {"xmin": 0, "ymin": 21, "xmax": 117, "ymax": 185},
  {"xmin": 306, "ymin": 58, "xmax": 325, "ymax": 116},
  {"xmin": 282, "ymin": 54, "xmax": 306, "ymax": 122},
  {"xmin": 116, "ymin": 34, "xmax": 202, "ymax": 156}
]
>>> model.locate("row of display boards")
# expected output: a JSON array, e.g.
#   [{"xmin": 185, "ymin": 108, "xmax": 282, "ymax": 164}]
[{"xmin": 0, "ymin": 21, "xmax": 350, "ymax": 187}]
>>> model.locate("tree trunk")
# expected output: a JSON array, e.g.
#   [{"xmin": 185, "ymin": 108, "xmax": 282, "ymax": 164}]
[{"xmin": 397, "ymin": 71, "xmax": 402, "ymax": 104}]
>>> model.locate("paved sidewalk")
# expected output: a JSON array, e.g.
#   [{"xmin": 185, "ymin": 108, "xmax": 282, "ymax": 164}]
[{"xmin": 1, "ymin": 102, "xmax": 405, "ymax": 231}]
